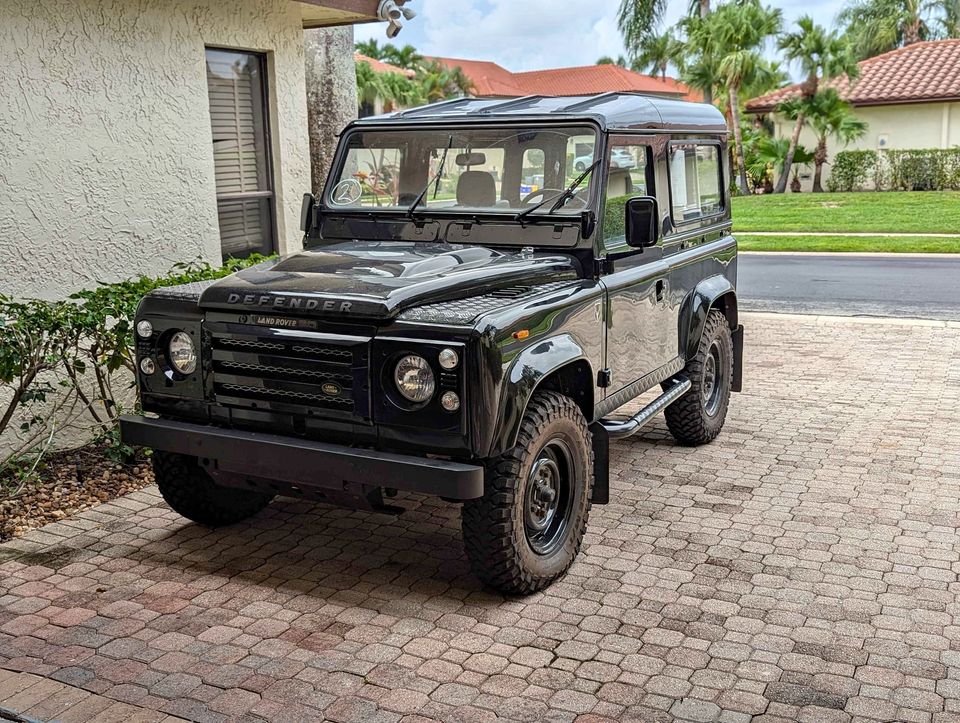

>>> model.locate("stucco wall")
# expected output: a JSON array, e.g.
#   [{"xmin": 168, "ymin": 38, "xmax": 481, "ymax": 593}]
[
  {"xmin": 0, "ymin": 0, "xmax": 312, "ymax": 301},
  {"xmin": 771, "ymin": 101, "xmax": 959, "ymax": 191}
]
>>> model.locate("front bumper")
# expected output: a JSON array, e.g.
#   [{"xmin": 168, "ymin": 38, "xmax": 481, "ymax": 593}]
[{"xmin": 119, "ymin": 415, "xmax": 484, "ymax": 500}]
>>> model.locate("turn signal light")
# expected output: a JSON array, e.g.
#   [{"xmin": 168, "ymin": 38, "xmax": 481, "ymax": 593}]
[{"xmin": 512, "ymin": 330, "xmax": 530, "ymax": 340}]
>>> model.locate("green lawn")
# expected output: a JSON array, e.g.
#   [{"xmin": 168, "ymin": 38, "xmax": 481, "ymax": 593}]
[
  {"xmin": 738, "ymin": 234, "xmax": 960, "ymax": 253},
  {"xmin": 732, "ymin": 191, "xmax": 960, "ymax": 234}
]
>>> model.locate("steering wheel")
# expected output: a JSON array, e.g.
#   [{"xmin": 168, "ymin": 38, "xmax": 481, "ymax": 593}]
[{"xmin": 520, "ymin": 189, "xmax": 587, "ymax": 211}]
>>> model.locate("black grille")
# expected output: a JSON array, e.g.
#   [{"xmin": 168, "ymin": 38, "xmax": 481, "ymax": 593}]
[{"xmin": 209, "ymin": 328, "xmax": 368, "ymax": 420}]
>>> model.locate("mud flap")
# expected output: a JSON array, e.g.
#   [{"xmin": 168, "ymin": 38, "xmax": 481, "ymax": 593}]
[
  {"xmin": 731, "ymin": 324, "xmax": 744, "ymax": 393},
  {"xmin": 589, "ymin": 422, "xmax": 609, "ymax": 505}
]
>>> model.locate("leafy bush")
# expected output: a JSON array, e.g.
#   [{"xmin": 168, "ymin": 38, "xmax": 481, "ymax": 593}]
[
  {"xmin": 827, "ymin": 150, "xmax": 877, "ymax": 192},
  {"xmin": 602, "ymin": 195, "xmax": 630, "ymax": 243},
  {"xmin": 829, "ymin": 148, "xmax": 960, "ymax": 192},
  {"xmin": 1, "ymin": 255, "xmax": 271, "ymax": 476}
]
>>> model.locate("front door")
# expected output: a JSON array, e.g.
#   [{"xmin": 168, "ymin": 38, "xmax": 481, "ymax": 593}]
[{"xmin": 599, "ymin": 135, "xmax": 680, "ymax": 397}]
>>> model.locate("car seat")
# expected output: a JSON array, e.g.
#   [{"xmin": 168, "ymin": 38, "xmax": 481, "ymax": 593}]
[{"xmin": 456, "ymin": 171, "xmax": 497, "ymax": 207}]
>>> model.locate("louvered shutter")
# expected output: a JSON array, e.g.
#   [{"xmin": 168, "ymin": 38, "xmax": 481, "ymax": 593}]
[{"xmin": 205, "ymin": 49, "xmax": 275, "ymax": 259}]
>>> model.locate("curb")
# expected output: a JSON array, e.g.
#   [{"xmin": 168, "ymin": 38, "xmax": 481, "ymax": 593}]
[
  {"xmin": 740, "ymin": 251, "xmax": 960, "ymax": 259},
  {"xmin": 737, "ymin": 231, "xmax": 960, "ymax": 238},
  {"xmin": 742, "ymin": 310, "xmax": 960, "ymax": 328}
]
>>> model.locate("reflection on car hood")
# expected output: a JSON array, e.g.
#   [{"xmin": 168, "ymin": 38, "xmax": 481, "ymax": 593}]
[{"xmin": 200, "ymin": 241, "xmax": 578, "ymax": 320}]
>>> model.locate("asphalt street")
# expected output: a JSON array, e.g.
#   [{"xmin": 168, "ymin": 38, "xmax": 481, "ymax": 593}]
[{"xmin": 739, "ymin": 253, "xmax": 960, "ymax": 321}]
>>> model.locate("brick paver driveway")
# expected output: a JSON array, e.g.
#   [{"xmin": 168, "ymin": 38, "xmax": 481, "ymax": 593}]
[{"xmin": 2, "ymin": 312, "xmax": 960, "ymax": 723}]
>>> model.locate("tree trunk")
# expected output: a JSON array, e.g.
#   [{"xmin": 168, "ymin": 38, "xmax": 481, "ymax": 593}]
[
  {"xmin": 775, "ymin": 112, "xmax": 805, "ymax": 194},
  {"xmin": 700, "ymin": 0, "xmax": 710, "ymax": 18},
  {"xmin": 728, "ymin": 85, "xmax": 750, "ymax": 196},
  {"xmin": 904, "ymin": 16, "xmax": 921, "ymax": 44},
  {"xmin": 812, "ymin": 135, "xmax": 828, "ymax": 193}
]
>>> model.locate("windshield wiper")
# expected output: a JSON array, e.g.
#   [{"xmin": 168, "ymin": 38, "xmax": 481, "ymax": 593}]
[
  {"xmin": 408, "ymin": 134, "xmax": 454, "ymax": 219},
  {"xmin": 514, "ymin": 159, "xmax": 601, "ymax": 223}
]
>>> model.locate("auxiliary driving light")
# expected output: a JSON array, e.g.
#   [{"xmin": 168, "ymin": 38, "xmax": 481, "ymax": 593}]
[
  {"xmin": 438, "ymin": 348, "xmax": 459, "ymax": 370},
  {"xmin": 440, "ymin": 391, "xmax": 460, "ymax": 412},
  {"xmin": 136, "ymin": 320, "xmax": 153, "ymax": 338},
  {"xmin": 140, "ymin": 357, "xmax": 156, "ymax": 375}
]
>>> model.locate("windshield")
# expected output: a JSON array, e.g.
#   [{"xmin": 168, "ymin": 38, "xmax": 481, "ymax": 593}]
[{"xmin": 326, "ymin": 126, "xmax": 599, "ymax": 217}]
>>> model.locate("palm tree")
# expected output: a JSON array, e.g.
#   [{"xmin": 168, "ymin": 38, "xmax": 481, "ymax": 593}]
[
  {"xmin": 618, "ymin": 0, "xmax": 670, "ymax": 59},
  {"xmin": 381, "ymin": 44, "xmax": 423, "ymax": 70},
  {"xmin": 747, "ymin": 137, "xmax": 814, "ymax": 192},
  {"xmin": 632, "ymin": 31, "xmax": 683, "ymax": 78},
  {"xmin": 415, "ymin": 61, "xmax": 474, "ymax": 103},
  {"xmin": 597, "ymin": 55, "xmax": 628, "ymax": 66},
  {"xmin": 838, "ymin": 0, "xmax": 944, "ymax": 58},
  {"xmin": 775, "ymin": 17, "xmax": 859, "ymax": 193},
  {"xmin": 712, "ymin": 0, "xmax": 782, "ymax": 195},
  {"xmin": 678, "ymin": 12, "xmax": 722, "ymax": 105},
  {"xmin": 355, "ymin": 39, "xmax": 385, "ymax": 59},
  {"xmin": 781, "ymin": 89, "xmax": 868, "ymax": 192}
]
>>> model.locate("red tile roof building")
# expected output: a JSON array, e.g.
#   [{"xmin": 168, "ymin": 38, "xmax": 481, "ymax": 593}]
[
  {"xmin": 433, "ymin": 57, "xmax": 702, "ymax": 102},
  {"xmin": 746, "ymin": 39, "xmax": 960, "ymax": 112},
  {"xmin": 355, "ymin": 53, "xmax": 415, "ymax": 78}
]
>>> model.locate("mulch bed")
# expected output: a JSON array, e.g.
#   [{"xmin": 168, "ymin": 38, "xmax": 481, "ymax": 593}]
[{"xmin": 0, "ymin": 444, "xmax": 153, "ymax": 541}]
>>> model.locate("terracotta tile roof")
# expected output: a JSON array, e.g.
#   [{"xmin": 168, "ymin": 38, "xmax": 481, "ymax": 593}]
[
  {"xmin": 746, "ymin": 39, "xmax": 960, "ymax": 112},
  {"xmin": 432, "ymin": 57, "xmax": 701, "ymax": 102},
  {"xmin": 355, "ymin": 53, "xmax": 415, "ymax": 79}
]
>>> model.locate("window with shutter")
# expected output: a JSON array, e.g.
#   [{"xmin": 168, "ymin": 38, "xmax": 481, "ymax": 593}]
[{"xmin": 205, "ymin": 48, "xmax": 275, "ymax": 259}]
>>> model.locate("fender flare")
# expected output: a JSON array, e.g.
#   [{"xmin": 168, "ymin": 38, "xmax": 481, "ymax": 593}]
[
  {"xmin": 488, "ymin": 334, "xmax": 594, "ymax": 459},
  {"xmin": 680, "ymin": 275, "xmax": 738, "ymax": 361}
]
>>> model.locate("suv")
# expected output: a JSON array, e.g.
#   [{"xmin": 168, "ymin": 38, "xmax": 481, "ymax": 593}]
[{"xmin": 121, "ymin": 93, "xmax": 743, "ymax": 594}]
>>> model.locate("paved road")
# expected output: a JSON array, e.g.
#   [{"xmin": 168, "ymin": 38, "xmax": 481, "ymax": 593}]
[
  {"xmin": 739, "ymin": 253, "xmax": 960, "ymax": 320},
  {"xmin": 3, "ymin": 315, "xmax": 960, "ymax": 722}
]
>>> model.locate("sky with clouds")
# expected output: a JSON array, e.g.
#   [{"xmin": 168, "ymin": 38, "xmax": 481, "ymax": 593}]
[{"xmin": 355, "ymin": 0, "xmax": 845, "ymax": 77}]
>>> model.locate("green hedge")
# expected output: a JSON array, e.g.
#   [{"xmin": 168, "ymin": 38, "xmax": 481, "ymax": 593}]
[
  {"xmin": 1, "ymin": 255, "xmax": 271, "ymax": 475},
  {"xmin": 828, "ymin": 148, "xmax": 960, "ymax": 192}
]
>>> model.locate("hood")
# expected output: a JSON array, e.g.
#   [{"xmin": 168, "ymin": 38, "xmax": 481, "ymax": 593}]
[{"xmin": 200, "ymin": 241, "xmax": 578, "ymax": 319}]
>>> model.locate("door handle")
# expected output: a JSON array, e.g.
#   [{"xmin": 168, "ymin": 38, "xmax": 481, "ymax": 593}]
[{"xmin": 655, "ymin": 279, "xmax": 666, "ymax": 303}]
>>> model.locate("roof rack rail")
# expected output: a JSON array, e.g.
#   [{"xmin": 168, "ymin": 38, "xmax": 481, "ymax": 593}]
[
  {"xmin": 394, "ymin": 97, "xmax": 473, "ymax": 118},
  {"xmin": 466, "ymin": 95, "xmax": 545, "ymax": 114},
  {"xmin": 555, "ymin": 92, "xmax": 621, "ymax": 113}
]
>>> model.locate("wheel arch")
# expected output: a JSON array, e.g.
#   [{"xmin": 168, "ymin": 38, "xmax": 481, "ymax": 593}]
[
  {"xmin": 680, "ymin": 275, "xmax": 738, "ymax": 361},
  {"xmin": 489, "ymin": 334, "xmax": 594, "ymax": 459}
]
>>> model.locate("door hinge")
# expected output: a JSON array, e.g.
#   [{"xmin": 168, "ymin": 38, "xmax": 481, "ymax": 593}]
[
  {"xmin": 597, "ymin": 369, "xmax": 612, "ymax": 388},
  {"xmin": 594, "ymin": 257, "xmax": 613, "ymax": 276}
]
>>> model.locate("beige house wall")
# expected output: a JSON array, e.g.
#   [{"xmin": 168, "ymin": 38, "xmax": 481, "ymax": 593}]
[
  {"xmin": 0, "ymin": 0, "xmax": 312, "ymax": 301},
  {"xmin": 770, "ymin": 101, "xmax": 960, "ymax": 191}
]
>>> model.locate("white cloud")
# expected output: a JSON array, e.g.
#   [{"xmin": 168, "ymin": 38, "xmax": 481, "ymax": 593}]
[{"xmin": 354, "ymin": 0, "xmax": 847, "ymax": 78}]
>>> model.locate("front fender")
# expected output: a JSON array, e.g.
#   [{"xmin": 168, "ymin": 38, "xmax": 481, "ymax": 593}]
[
  {"xmin": 488, "ymin": 334, "xmax": 592, "ymax": 458},
  {"xmin": 680, "ymin": 275, "xmax": 738, "ymax": 360}
]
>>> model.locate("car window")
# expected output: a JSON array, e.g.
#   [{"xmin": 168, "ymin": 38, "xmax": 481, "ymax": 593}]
[
  {"xmin": 669, "ymin": 143, "xmax": 722, "ymax": 223},
  {"xmin": 602, "ymin": 142, "xmax": 652, "ymax": 247}
]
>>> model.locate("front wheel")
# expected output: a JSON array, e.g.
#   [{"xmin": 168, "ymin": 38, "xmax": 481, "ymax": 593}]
[
  {"xmin": 462, "ymin": 392, "xmax": 593, "ymax": 595},
  {"xmin": 153, "ymin": 451, "xmax": 274, "ymax": 527},
  {"xmin": 664, "ymin": 309, "xmax": 733, "ymax": 445}
]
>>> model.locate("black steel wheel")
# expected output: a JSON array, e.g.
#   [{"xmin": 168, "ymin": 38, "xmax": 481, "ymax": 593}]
[
  {"xmin": 153, "ymin": 451, "xmax": 274, "ymax": 527},
  {"xmin": 664, "ymin": 309, "xmax": 733, "ymax": 445},
  {"xmin": 462, "ymin": 392, "xmax": 593, "ymax": 595}
]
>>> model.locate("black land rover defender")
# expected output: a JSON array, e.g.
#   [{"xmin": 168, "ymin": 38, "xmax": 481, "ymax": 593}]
[{"xmin": 121, "ymin": 93, "xmax": 743, "ymax": 594}]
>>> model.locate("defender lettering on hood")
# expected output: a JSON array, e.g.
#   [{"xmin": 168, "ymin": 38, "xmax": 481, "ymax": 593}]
[{"xmin": 226, "ymin": 293, "xmax": 353, "ymax": 313}]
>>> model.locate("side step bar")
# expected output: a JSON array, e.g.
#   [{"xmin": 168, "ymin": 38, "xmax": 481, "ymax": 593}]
[{"xmin": 598, "ymin": 377, "xmax": 692, "ymax": 440}]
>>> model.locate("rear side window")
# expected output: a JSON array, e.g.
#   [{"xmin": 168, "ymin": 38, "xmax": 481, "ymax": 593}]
[{"xmin": 669, "ymin": 143, "xmax": 722, "ymax": 223}]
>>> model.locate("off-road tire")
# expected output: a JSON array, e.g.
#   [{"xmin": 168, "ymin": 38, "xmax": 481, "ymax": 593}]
[
  {"xmin": 153, "ymin": 451, "xmax": 274, "ymax": 527},
  {"xmin": 462, "ymin": 392, "xmax": 593, "ymax": 595},
  {"xmin": 664, "ymin": 309, "xmax": 733, "ymax": 446}
]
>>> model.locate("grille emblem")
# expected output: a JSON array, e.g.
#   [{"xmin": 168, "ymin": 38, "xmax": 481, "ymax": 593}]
[{"xmin": 321, "ymin": 382, "xmax": 343, "ymax": 396}]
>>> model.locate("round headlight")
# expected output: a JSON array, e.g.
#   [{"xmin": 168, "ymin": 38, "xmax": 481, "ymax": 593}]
[
  {"xmin": 136, "ymin": 320, "xmax": 153, "ymax": 338},
  {"xmin": 438, "ymin": 348, "xmax": 459, "ymax": 370},
  {"xmin": 168, "ymin": 331, "xmax": 197, "ymax": 375},
  {"xmin": 394, "ymin": 355, "xmax": 435, "ymax": 403}
]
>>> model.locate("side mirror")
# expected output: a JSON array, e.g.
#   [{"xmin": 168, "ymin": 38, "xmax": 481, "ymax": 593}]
[
  {"xmin": 624, "ymin": 196, "xmax": 659, "ymax": 248},
  {"xmin": 300, "ymin": 193, "xmax": 316, "ymax": 233}
]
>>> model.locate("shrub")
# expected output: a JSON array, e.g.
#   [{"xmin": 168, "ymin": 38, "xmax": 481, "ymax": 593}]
[
  {"xmin": 827, "ymin": 150, "xmax": 876, "ymax": 192},
  {"xmin": 1, "ymin": 255, "xmax": 271, "ymax": 475},
  {"xmin": 829, "ymin": 148, "xmax": 960, "ymax": 192}
]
